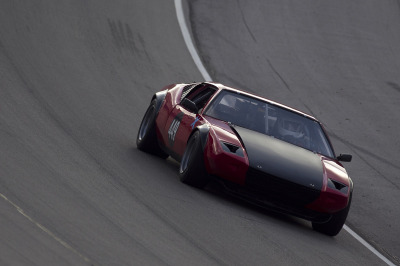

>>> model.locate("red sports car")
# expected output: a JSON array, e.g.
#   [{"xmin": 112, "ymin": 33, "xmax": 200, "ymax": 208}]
[{"xmin": 136, "ymin": 82, "xmax": 353, "ymax": 236}]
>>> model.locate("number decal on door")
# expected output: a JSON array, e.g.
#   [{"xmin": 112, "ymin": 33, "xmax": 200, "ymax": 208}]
[{"xmin": 168, "ymin": 112, "xmax": 184, "ymax": 147}]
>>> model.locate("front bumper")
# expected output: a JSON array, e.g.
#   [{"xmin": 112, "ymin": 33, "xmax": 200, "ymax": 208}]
[{"xmin": 216, "ymin": 167, "xmax": 339, "ymax": 223}]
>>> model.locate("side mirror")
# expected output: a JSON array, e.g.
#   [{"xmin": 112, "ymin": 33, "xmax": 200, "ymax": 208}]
[
  {"xmin": 181, "ymin": 98, "xmax": 199, "ymax": 114},
  {"xmin": 337, "ymin": 154, "xmax": 352, "ymax": 162}
]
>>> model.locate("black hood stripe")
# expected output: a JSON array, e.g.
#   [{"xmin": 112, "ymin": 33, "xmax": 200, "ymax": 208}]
[{"xmin": 233, "ymin": 126, "xmax": 324, "ymax": 190}]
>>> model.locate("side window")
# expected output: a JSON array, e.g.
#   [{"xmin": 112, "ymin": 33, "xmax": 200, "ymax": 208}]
[{"xmin": 182, "ymin": 85, "xmax": 217, "ymax": 112}]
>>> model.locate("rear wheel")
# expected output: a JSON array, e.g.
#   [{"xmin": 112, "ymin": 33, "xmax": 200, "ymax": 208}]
[
  {"xmin": 136, "ymin": 99, "xmax": 168, "ymax": 158},
  {"xmin": 312, "ymin": 194, "xmax": 352, "ymax": 236},
  {"xmin": 179, "ymin": 131, "xmax": 209, "ymax": 189}
]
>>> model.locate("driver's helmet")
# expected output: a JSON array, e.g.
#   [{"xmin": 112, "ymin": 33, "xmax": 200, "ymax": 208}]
[{"xmin": 278, "ymin": 117, "xmax": 304, "ymax": 139}]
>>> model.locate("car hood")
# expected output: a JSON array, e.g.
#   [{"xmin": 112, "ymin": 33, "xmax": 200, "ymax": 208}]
[{"xmin": 233, "ymin": 126, "xmax": 324, "ymax": 190}]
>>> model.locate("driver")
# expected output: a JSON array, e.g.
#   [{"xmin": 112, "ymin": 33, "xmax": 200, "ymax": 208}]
[{"xmin": 277, "ymin": 115, "xmax": 305, "ymax": 147}]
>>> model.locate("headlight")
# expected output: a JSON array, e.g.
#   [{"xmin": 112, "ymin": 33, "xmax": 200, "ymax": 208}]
[
  {"xmin": 327, "ymin": 178, "xmax": 349, "ymax": 195},
  {"xmin": 220, "ymin": 141, "xmax": 244, "ymax": 157}
]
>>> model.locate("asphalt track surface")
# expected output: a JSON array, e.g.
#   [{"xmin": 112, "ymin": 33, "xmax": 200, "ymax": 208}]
[{"xmin": 0, "ymin": 0, "xmax": 398, "ymax": 265}]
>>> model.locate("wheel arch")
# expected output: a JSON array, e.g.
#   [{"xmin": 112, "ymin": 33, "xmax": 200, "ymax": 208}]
[
  {"xmin": 187, "ymin": 124, "xmax": 210, "ymax": 150},
  {"xmin": 151, "ymin": 89, "xmax": 168, "ymax": 114}
]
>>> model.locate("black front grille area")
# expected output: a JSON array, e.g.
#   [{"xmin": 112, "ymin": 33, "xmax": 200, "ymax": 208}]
[{"xmin": 245, "ymin": 167, "xmax": 321, "ymax": 207}]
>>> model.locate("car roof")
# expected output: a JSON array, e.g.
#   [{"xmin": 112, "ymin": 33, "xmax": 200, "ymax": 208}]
[{"xmin": 204, "ymin": 82, "xmax": 318, "ymax": 121}]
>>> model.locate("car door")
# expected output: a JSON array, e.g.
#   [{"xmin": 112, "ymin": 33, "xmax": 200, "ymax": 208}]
[{"xmin": 164, "ymin": 84, "xmax": 217, "ymax": 159}]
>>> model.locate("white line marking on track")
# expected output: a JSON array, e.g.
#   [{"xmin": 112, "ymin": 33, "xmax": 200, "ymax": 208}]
[
  {"xmin": 175, "ymin": 1, "xmax": 396, "ymax": 265},
  {"xmin": 344, "ymin": 225, "xmax": 395, "ymax": 266},
  {"xmin": 0, "ymin": 192, "xmax": 91, "ymax": 264},
  {"xmin": 174, "ymin": 0, "xmax": 212, "ymax": 81}
]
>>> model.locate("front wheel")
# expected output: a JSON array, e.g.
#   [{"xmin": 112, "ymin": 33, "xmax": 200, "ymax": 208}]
[
  {"xmin": 312, "ymin": 194, "xmax": 352, "ymax": 236},
  {"xmin": 136, "ymin": 99, "xmax": 168, "ymax": 158},
  {"xmin": 179, "ymin": 131, "xmax": 209, "ymax": 189}
]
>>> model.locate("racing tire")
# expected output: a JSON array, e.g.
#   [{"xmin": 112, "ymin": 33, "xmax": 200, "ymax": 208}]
[
  {"xmin": 136, "ymin": 99, "xmax": 168, "ymax": 159},
  {"xmin": 312, "ymin": 193, "xmax": 352, "ymax": 236},
  {"xmin": 179, "ymin": 131, "xmax": 209, "ymax": 189}
]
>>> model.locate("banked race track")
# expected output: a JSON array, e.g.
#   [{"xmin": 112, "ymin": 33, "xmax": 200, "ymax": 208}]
[{"xmin": 0, "ymin": 1, "xmax": 398, "ymax": 265}]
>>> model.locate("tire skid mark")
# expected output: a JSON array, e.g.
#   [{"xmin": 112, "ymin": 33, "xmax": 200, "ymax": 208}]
[
  {"xmin": 264, "ymin": 55, "xmax": 293, "ymax": 93},
  {"xmin": 107, "ymin": 18, "xmax": 151, "ymax": 61},
  {"xmin": 236, "ymin": 0, "xmax": 257, "ymax": 43},
  {"xmin": 387, "ymin": 81, "xmax": 400, "ymax": 93}
]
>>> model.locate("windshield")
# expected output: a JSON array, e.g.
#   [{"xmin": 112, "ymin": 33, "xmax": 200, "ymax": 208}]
[{"xmin": 204, "ymin": 90, "xmax": 335, "ymax": 158}]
